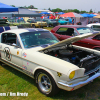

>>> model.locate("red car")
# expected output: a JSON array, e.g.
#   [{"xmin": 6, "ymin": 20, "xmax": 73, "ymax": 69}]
[{"xmin": 51, "ymin": 25, "xmax": 100, "ymax": 50}]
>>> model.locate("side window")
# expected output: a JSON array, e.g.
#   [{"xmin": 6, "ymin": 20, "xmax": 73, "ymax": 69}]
[
  {"xmin": 74, "ymin": 29, "xmax": 78, "ymax": 36},
  {"xmin": 66, "ymin": 28, "xmax": 75, "ymax": 36},
  {"xmin": 2, "ymin": 33, "xmax": 16, "ymax": 44},
  {"xmin": 91, "ymin": 25, "xmax": 93, "ymax": 29},
  {"xmin": 56, "ymin": 27, "xmax": 68, "ymax": 35},
  {"xmin": 2, "ymin": 33, "xmax": 21, "ymax": 48},
  {"xmin": 93, "ymin": 25, "xmax": 97, "ymax": 28}
]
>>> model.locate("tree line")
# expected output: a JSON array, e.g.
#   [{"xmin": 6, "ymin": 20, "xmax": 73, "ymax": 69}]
[{"xmin": 11, "ymin": 5, "xmax": 99, "ymax": 13}]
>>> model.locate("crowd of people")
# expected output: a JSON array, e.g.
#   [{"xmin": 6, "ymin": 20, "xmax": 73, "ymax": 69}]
[{"xmin": 41, "ymin": 14, "xmax": 61, "ymax": 19}]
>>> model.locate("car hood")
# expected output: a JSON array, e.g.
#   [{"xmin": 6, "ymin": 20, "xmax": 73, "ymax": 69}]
[
  {"xmin": 37, "ymin": 21, "xmax": 46, "ymax": 23},
  {"xmin": 39, "ymin": 32, "xmax": 100, "ymax": 52}
]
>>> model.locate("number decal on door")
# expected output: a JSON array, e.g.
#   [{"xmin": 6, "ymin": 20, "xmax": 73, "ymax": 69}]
[{"xmin": 4, "ymin": 47, "xmax": 12, "ymax": 61}]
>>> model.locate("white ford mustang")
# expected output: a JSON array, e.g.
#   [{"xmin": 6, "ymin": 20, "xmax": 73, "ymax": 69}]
[{"xmin": 0, "ymin": 28, "xmax": 100, "ymax": 96}]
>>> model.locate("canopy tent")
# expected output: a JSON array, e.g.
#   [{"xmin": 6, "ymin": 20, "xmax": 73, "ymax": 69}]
[
  {"xmin": 40, "ymin": 12, "xmax": 50, "ymax": 14},
  {"xmin": 9, "ymin": 8, "xmax": 40, "ymax": 14},
  {"xmin": 0, "ymin": 2, "xmax": 18, "ymax": 12},
  {"xmin": 0, "ymin": 8, "xmax": 41, "ymax": 17},
  {"xmin": 94, "ymin": 13, "xmax": 99, "ymax": 15},
  {"xmin": 93, "ymin": 15, "xmax": 100, "ymax": 18},
  {"xmin": 60, "ymin": 12, "xmax": 83, "ymax": 17},
  {"xmin": 57, "ymin": 12, "xmax": 65, "ymax": 15},
  {"xmin": 90, "ymin": 14, "xmax": 96, "ymax": 17},
  {"xmin": 80, "ymin": 13, "xmax": 96, "ymax": 17},
  {"xmin": 0, "ymin": 13, "xmax": 41, "ymax": 17}
]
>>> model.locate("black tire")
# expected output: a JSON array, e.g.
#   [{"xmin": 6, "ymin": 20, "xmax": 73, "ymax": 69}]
[
  {"xmin": 32, "ymin": 25, "xmax": 36, "ymax": 28},
  {"xmin": 0, "ymin": 61, "xmax": 3, "ymax": 65},
  {"xmin": 47, "ymin": 24, "xmax": 49, "ymax": 27},
  {"xmin": 35, "ymin": 70, "xmax": 59, "ymax": 96},
  {"xmin": 49, "ymin": 24, "xmax": 52, "ymax": 27}
]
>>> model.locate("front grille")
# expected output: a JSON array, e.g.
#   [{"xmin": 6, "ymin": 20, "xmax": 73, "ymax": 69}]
[
  {"xmin": 79, "ymin": 57, "xmax": 100, "ymax": 73},
  {"xmin": 89, "ymin": 69, "xmax": 99, "ymax": 77}
]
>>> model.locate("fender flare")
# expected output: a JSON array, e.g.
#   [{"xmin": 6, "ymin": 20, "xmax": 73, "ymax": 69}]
[{"xmin": 33, "ymin": 66, "xmax": 58, "ymax": 84}]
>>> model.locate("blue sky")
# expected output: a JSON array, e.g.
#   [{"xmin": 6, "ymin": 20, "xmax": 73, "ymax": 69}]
[{"xmin": 1, "ymin": 0, "xmax": 100, "ymax": 12}]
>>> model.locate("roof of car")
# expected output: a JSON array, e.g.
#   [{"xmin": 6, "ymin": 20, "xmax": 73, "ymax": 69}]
[
  {"xmin": 87, "ymin": 23, "xmax": 100, "ymax": 27},
  {"xmin": 56, "ymin": 25, "xmax": 88, "ymax": 28},
  {"xmin": 2, "ymin": 28, "xmax": 49, "ymax": 34}
]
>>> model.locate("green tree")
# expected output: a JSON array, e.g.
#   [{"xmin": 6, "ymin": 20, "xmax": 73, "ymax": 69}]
[
  {"xmin": 73, "ymin": 9, "xmax": 80, "ymax": 13},
  {"xmin": 48, "ymin": 8, "xmax": 51, "ymax": 11},
  {"xmin": 28, "ymin": 5, "xmax": 34, "ymax": 9},
  {"xmin": 80, "ymin": 10, "xmax": 87, "ymax": 14},
  {"xmin": 89, "ymin": 9, "xmax": 93, "ymax": 13},
  {"xmin": 51, "ymin": 8, "xmax": 62, "ymax": 12},
  {"xmin": 63, "ymin": 9, "xmax": 80, "ymax": 13},
  {"xmin": 11, "ymin": 5, "xmax": 15, "ymax": 7}
]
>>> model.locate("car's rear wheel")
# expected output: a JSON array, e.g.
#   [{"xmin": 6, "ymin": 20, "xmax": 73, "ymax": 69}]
[
  {"xmin": 32, "ymin": 25, "xmax": 36, "ymax": 28},
  {"xmin": 35, "ymin": 70, "xmax": 59, "ymax": 96},
  {"xmin": 47, "ymin": 25, "xmax": 49, "ymax": 27}
]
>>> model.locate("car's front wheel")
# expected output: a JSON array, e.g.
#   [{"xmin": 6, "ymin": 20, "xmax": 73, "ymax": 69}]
[
  {"xmin": 32, "ymin": 24, "xmax": 36, "ymax": 28},
  {"xmin": 35, "ymin": 70, "xmax": 59, "ymax": 96}
]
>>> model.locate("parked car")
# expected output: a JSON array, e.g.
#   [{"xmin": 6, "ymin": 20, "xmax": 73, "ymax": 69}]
[
  {"xmin": 64, "ymin": 17, "xmax": 72, "ymax": 24},
  {"xmin": 57, "ymin": 19, "xmax": 69, "ymax": 25},
  {"xmin": 87, "ymin": 23, "xmax": 100, "ymax": 31},
  {"xmin": 51, "ymin": 25, "xmax": 100, "ymax": 50},
  {"xmin": 0, "ymin": 19, "xmax": 9, "ymax": 27},
  {"xmin": 25, "ymin": 18, "xmax": 47, "ymax": 28},
  {"xmin": 1, "ymin": 28, "xmax": 100, "ymax": 96},
  {"xmin": 42, "ymin": 19, "xmax": 59, "ymax": 27}
]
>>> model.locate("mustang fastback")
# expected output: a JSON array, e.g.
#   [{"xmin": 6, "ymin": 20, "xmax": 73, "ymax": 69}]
[{"xmin": 0, "ymin": 28, "xmax": 100, "ymax": 96}]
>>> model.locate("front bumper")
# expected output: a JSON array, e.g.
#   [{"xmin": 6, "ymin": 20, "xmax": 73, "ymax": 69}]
[{"xmin": 58, "ymin": 72, "xmax": 100, "ymax": 91}]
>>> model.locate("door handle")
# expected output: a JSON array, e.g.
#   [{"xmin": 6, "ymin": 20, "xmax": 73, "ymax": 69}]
[{"xmin": 58, "ymin": 36, "xmax": 61, "ymax": 38}]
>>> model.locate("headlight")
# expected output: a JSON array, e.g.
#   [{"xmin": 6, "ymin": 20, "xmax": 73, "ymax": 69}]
[{"xmin": 69, "ymin": 71, "xmax": 75, "ymax": 79}]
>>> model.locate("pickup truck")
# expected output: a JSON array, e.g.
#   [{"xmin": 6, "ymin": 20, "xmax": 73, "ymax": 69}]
[{"xmin": 24, "ymin": 17, "xmax": 47, "ymax": 28}]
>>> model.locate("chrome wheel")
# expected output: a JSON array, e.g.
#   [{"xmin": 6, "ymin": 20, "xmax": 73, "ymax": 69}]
[{"xmin": 37, "ymin": 73, "xmax": 52, "ymax": 94}]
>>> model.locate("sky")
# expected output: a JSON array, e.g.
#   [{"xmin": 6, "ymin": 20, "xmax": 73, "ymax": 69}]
[{"xmin": 1, "ymin": 0, "xmax": 100, "ymax": 12}]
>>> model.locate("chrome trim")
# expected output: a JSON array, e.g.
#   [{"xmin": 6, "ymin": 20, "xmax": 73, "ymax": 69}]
[
  {"xmin": 85, "ymin": 65, "xmax": 100, "ymax": 75},
  {"xmin": 58, "ymin": 72, "xmax": 100, "ymax": 88}
]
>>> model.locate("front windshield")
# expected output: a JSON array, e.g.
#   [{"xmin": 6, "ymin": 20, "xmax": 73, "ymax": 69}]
[
  {"xmin": 20, "ymin": 31, "xmax": 59, "ymax": 48},
  {"xmin": 77, "ymin": 27, "xmax": 93, "ymax": 35}
]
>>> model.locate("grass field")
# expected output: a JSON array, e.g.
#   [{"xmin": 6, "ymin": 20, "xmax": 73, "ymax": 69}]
[{"xmin": 0, "ymin": 27, "xmax": 100, "ymax": 100}]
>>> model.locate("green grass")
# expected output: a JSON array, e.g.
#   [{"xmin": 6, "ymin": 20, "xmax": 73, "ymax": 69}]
[
  {"xmin": 43, "ymin": 27, "xmax": 53, "ymax": 31},
  {"xmin": 0, "ymin": 27, "xmax": 100, "ymax": 100},
  {"xmin": 1, "ymin": 60, "xmax": 100, "ymax": 100}
]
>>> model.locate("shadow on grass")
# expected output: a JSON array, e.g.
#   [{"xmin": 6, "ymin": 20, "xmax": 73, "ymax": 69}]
[
  {"xmin": 2, "ymin": 64, "xmax": 36, "ymax": 87},
  {"xmin": 1, "ymin": 64, "xmax": 100, "ymax": 100}
]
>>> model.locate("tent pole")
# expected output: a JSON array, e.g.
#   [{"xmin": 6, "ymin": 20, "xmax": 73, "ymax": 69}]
[{"xmin": 18, "ymin": 8, "xmax": 20, "ymax": 25}]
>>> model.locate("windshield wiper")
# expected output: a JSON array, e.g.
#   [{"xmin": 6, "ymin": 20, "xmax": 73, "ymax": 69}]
[{"xmin": 28, "ymin": 45, "xmax": 40, "ymax": 47}]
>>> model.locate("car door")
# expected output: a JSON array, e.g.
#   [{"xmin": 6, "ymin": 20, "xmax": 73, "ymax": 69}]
[
  {"xmin": 54, "ymin": 27, "xmax": 78, "ymax": 41},
  {"xmin": 0, "ymin": 32, "xmax": 23, "ymax": 68}
]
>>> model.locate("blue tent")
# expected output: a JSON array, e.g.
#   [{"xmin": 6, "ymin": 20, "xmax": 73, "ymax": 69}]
[
  {"xmin": 0, "ymin": 2, "xmax": 18, "ymax": 12},
  {"xmin": 40, "ymin": 12, "xmax": 50, "ymax": 14},
  {"xmin": 89, "ymin": 14, "xmax": 96, "ymax": 17},
  {"xmin": 80, "ymin": 13, "xmax": 94, "ymax": 17},
  {"xmin": 57, "ymin": 12, "xmax": 65, "ymax": 15}
]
